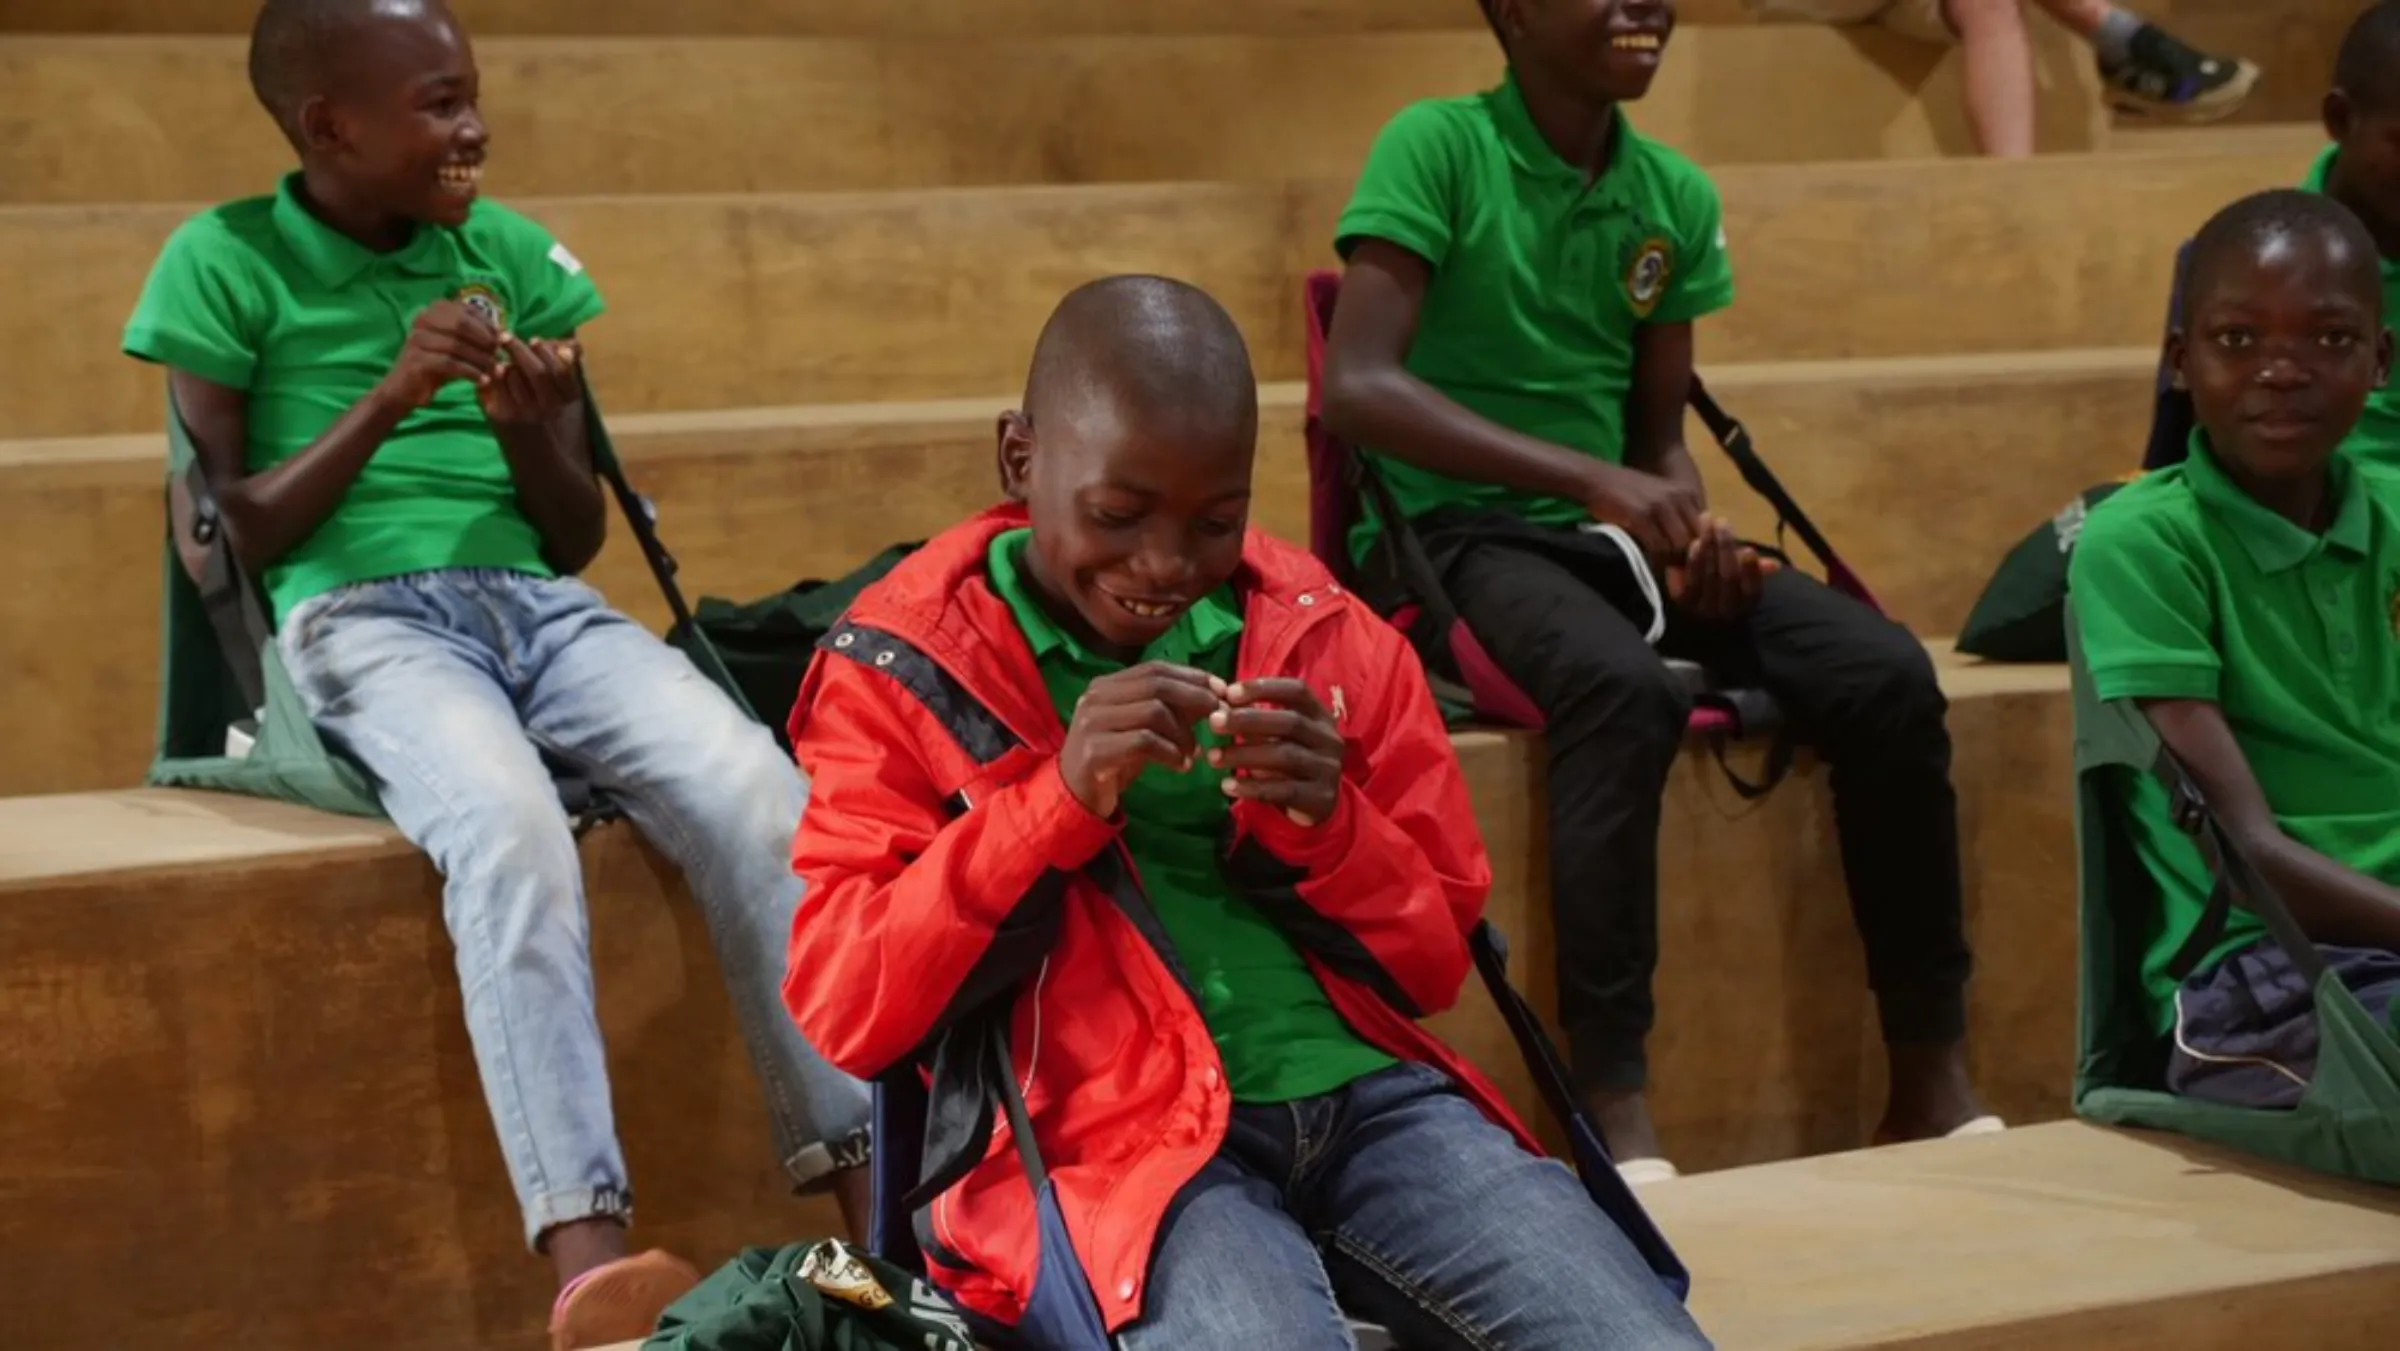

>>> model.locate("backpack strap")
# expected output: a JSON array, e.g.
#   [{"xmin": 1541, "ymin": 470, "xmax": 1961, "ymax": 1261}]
[
  {"xmin": 2151, "ymin": 743, "xmax": 2331, "ymax": 989},
  {"xmin": 173, "ymin": 452, "xmax": 273, "ymax": 722}
]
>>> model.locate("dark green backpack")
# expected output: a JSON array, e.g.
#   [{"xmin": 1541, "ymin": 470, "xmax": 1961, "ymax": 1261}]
[
  {"xmin": 1955, "ymin": 479, "xmax": 2133, "ymax": 663},
  {"xmin": 687, "ymin": 545, "xmax": 921, "ymax": 748}
]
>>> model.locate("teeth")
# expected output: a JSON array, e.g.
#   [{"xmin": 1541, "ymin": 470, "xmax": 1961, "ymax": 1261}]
[
  {"xmin": 1116, "ymin": 597, "xmax": 1177, "ymax": 618},
  {"xmin": 439, "ymin": 163, "xmax": 483, "ymax": 190},
  {"xmin": 1612, "ymin": 33, "xmax": 1662, "ymax": 50}
]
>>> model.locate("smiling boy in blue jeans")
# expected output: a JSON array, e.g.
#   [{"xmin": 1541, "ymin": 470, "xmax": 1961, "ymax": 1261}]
[{"xmin": 120, "ymin": 2, "xmax": 869, "ymax": 1345}]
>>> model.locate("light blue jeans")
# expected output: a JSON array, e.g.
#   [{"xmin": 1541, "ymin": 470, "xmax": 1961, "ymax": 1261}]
[
  {"xmin": 1117, "ymin": 1061, "xmax": 1713, "ymax": 1351},
  {"xmin": 280, "ymin": 568, "xmax": 871, "ymax": 1248}
]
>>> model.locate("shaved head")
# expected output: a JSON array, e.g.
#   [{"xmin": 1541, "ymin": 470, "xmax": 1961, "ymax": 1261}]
[
  {"xmin": 249, "ymin": 0, "xmax": 452, "ymax": 142},
  {"xmin": 2186, "ymin": 189, "xmax": 2382, "ymax": 320},
  {"xmin": 2335, "ymin": 1, "xmax": 2400, "ymax": 116},
  {"xmin": 1023, "ymin": 275, "xmax": 1258, "ymax": 448}
]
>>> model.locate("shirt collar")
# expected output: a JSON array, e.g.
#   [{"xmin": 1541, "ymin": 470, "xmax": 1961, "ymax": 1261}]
[
  {"xmin": 1488, "ymin": 69, "xmax": 1640, "ymax": 203},
  {"xmin": 2185, "ymin": 429, "xmax": 2371, "ymax": 573},
  {"xmin": 986, "ymin": 528, "xmax": 1243, "ymax": 669},
  {"xmin": 270, "ymin": 173, "xmax": 458, "ymax": 289}
]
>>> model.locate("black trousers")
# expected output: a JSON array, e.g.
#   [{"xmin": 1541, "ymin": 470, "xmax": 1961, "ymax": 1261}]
[{"xmin": 1420, "ymin": 510, "xmax": 1974, "ymax": 1093}]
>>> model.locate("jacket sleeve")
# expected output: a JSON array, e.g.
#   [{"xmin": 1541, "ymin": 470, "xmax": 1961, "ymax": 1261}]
[
  {"xmin": 1231, "ymin": 613, "xmax": 1491, "ymax": 1017},
  {"xmin": 784, "ymin": 655, "xmax": 1119, "ymax": 1078}
]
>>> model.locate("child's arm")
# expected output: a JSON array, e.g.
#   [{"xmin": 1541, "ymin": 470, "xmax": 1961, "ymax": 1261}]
[
  {"xmin": 1322, "ymin": 240, "xmax": 1703, "ymax": 560},
  {"xmin": 1623, "ymin": 320, "xmax": 1707, "ymax": 506},
  {"xmin": 783, "ymin": 657, "xmax": 1127, "ymax": 1078},
  {"xmin": 173, "ymin": 300, "xmax": 504, "ymax": 573},
  {"xmin": 1219, "ymin": 620, "xmax": 1492, "ymax": 1018},
  {"xmin": 2145, "ymin": 698, "xmax": 2400, "ymax": 951},
  {"xmin": 481, "ymin": 335, "xmax": 606, "ymax": 574}
]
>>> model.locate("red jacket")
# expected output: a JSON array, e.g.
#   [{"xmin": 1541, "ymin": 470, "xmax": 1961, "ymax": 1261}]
[{"xmin": 783, "ymin": 506, "xmax": 1535, "ymax": 1332}]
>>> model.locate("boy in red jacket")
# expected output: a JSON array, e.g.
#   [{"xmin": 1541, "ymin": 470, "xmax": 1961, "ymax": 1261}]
[{"xmin": 783, "ymin": 276, "xmax": 1710, "ymax": 1350}]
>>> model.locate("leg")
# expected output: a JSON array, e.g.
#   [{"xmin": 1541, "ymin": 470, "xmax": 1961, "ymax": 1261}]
[
  {"xmin": 2024, "ymin": 0, "xmax": 2259, "ymax": 121},
  {"xmin": 1308, "ymin": 1063, "xmax": 1712, "ymax": 1351},
  {"xmin": 1681, "ymin": 571, "xmax": 1985, "ymax": 1139},
  {"xmin": 1440, "ymin": 537, "xmax": 1692, "ymax": 1162},
  {"xmin": 1947, "ymin": 0, "xmax": 2040, "ymax": 157},
  {"xmin": 2170, "ymin": 942, "xmax": 2400, "ymax": 1109},
  {"xmin": 1117, "ymin": 1133, "xmax": 1359, "ymax": 1351},
  {"xmin": 510, "ymin": 577, "xmax": 874, "ymax": 1228},
  {"xmin": 278, "ymin": 580, "xmax": 632, "ymax": 1265}
]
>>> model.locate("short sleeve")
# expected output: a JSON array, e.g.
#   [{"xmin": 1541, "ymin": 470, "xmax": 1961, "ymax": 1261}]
[
  {"xmin": 1335, "ymin": 102, "xmax": 1463, "ymax": 270},
  {"xmin": 1649, "ymin": 166, "xmax": 1734, "ymax": 325},
  {"xmin": 489, "ymin": 204, "xmax": 606, "ymax": 339},
  {"xmin": 2068, "ymin": 496, "xmax": 2221, "ymax": 702},
  {"xmin": 122, "ymin": 215, "xmax": 267, "ymax": 391}
]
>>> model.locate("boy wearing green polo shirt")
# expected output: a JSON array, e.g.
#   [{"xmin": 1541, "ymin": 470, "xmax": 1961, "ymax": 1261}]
[
  {"xmin": 2303, "ymin": 2, "xmax": 2400, "ymax": 468},
  {"xmin": 2072, "ymin": 189, "xmax": 2400, "ymax": 1108},
  {"xmin": 1321, "ymin": 0, "xmax": 1993, "ymax": 1173},
  {"xmin": 785, "ymin": 275, "xmax": 1709, "ymax": 1348},
  {"xmin": 118, "ymin": 2, "xmax": 868, "ymax": 1343}
]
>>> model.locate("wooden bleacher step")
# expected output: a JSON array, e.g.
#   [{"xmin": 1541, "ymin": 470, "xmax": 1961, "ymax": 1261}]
[{"xmin": 8, "ymin": 147, "xmax": 2303, "ymax": 441}]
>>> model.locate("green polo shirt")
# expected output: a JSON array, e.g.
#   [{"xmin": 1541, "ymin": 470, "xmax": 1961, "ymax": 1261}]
[
  {"xmin": 123, "ymin": 174, "xmax": 607, "ymax": 621},
  {"xmin": 985, "ymin": 530, "xmax": 1395, "ymax": 1102},
  {"xmin": 1334, "ymin": 71, "xmax": 1736, "ymax": 556},
  {"xmin": 2300, "ymin": 146, "xmax": 2400, "ymax": 470},
  {"xmin": 2069, "ymin": 434, "xmax": 2400, "ymax": 1026}
]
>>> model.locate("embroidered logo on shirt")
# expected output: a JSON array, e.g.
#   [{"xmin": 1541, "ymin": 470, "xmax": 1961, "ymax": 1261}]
[
  {"xmin": 1623, "ymin": 235, "xmax": 1675, "ymax": 318},
  {"xmin": 455, "ymin": 282, "xmax": 508, "ymax": 332}
]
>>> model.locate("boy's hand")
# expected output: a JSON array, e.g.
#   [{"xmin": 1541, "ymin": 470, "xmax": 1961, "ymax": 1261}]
[
  {"xmin": 381, "ymin": 299, "xmax": 501, "ymax": 409},
  {"xmin": 1666, "ymin": 515, "xmax": 1778, "ymax": 622},
  {"xmin": 1208, "ymin": 678, "xmax": 1344, "ymax": 828},
  {"xmin": 1060, "ymin": 663, "xmax": 1225, "ymax": 819},
  {"xmin": 1580, "ymin": 461, "xmax": 1706, "ymax": 562},
  {"xmin": 479, "ymin": 335, "xmax": 584, "ymax": 428}
]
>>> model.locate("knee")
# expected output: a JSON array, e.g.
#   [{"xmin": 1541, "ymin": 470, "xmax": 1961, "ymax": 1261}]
[
  {"xmin": 1549, "ymin": 654, "xmax": 1692, "ymax": 756},
  {"xmin": 1833, "ymin": 633, "xmax": 1951, "ymax": 750}
]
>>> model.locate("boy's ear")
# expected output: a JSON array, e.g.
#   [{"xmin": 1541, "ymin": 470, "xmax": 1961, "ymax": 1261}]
[
  {"xmin": 2326, "ymin": 88, "xmax": 2357, "ymax": 146},
  {"xmin": 2165, "ymin": 327, "xmax": 2190, "ymax": 392},
  {"xmin": 996, "ymin": 410, "xmax": 1035, "ymax": 502},
  {"xmin": 296, "ymin": 94, "xmax": 344, "ymax": 156}
]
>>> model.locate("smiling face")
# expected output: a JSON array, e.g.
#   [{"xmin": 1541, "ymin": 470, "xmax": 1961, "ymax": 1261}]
[
  {"xmin": 299, "ymin": 0, "xmax": 488, "ymax": 228},
  {"xmin": 2177, "ymin": 223, "xmax": 2391, "ymax": 485},
  {"xmin": 1497, "ymin": 0, "xmax": 1675, "ymax": 104},
  {"xmin": 997, "ymin": 397, "xmax": 1255, "ymax": 662}
]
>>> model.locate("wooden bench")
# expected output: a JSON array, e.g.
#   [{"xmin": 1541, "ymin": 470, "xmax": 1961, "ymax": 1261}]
[
  {"xmin": 13, "ymin": 144, "xmax": 2309, "ymax": 438},
  {"xmin": 0, "ymin": 649, "xmax": 2073, "ymax": 1350},
  {"xmin": 1656, "ymin": 1121, "xmax": 2400, "ymax": 1348}
]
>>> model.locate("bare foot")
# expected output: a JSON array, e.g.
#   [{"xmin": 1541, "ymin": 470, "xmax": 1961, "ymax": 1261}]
[
  {"xmin": 1581, "ymin": 1086, "xmax": 1668, "ymax": 1163},
  {"xmin": 1875, "ymin": 1039, "xmax": 1991, "ymax": 1143}
]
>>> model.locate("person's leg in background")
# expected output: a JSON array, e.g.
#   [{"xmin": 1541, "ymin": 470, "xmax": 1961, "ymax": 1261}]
[
  {"xmin": 1942, "ymin": 0, "xmax": 2043, "ymax": 157},
  {"xmin": 1667, "ymin": 569, "xmax": 1991, "ymax": 1141},
  {"xmin": 2030, "ymin": 0, "xmax": 2260, "ymax": 122},
  {"xmin": 1433, "ymin": 528, "xmax": 1693, "ymax": 1170},
  {"xmin": 512, "ymin": 576, "xmax": 877, "ymax": 1233},
  {"xmin": 278, "ymin": 575, "xmax": 686, "ymax": 1328}
]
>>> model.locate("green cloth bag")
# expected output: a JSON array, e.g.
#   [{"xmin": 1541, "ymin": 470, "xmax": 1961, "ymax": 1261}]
[
  {"xmin": 147, "ymin": 386, "xmax": 383, "ymax": 817},
  {"xmin": 645, "ymin": 1239, "xmax": 977, "ymax": 1351},
  {"xmin": 1956, "ymin": 481, "xmax": 2129, "ymax": 663},
  {"xmin": 2068, "ymin": 608, "xmax": 2400, "ymax": 1185}
]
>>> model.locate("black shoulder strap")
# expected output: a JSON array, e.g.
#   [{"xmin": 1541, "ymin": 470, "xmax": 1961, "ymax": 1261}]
[
  {"xmin": 2152, "ymin": 745, "xmax": 2331, "ymax": 988},
  {"xmin": 176, "ymin": 456, "xmax": 273, "ymax": 719},
  {"xmin": 1687, "ymin": 375, "xmax": 1848, "ymax": 580}
]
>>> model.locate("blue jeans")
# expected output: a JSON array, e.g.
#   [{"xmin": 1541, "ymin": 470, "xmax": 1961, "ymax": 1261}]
[
  {"xmin": 1117, "ymin": 1062, "xmax": 1712, "ymax": 1351},
  {"xmin": 280, "ymin": 569, "xmax": 872, "ymax": 1248}
]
